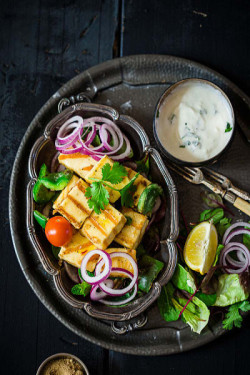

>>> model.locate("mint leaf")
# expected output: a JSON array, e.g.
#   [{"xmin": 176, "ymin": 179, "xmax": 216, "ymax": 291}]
[
  {"xmin": 120, "ymin": 173, "xmax": 139, "ymax": 207},
  {"xmin": 225, "ymin": 122, "xmax": 232, "ymax": 132}
]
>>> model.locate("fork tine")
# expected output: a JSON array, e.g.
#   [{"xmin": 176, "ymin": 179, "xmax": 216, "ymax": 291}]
[
  {"xmin": 184, "ymin": 166, "xmax": 197, "ymax": 175},
  {"xmin": 167, "ymin": 163, "xmax": 193, "ymax": 182},
  {"xmin": 203, "ymin": 168, "xmax": 223, "ymax": 183}
]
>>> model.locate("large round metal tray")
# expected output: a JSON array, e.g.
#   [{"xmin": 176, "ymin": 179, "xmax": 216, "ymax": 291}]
[{"xmin": 9, "ymin": 55, "xmax": 250, "ymax": 355}]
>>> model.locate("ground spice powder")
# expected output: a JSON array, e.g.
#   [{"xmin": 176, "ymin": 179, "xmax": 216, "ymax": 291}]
[{"xmin": 42, "ymin": 358, "xmax": 84, "ymax": 375}]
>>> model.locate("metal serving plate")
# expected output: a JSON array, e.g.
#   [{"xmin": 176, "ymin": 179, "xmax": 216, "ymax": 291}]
[
  {"xmin": 27, "ymin": 102, "xmax": 178, "ymax": 323},
  {"xmin": 9, "ymin": 55, "xmax": 250, "ymax": 355}
]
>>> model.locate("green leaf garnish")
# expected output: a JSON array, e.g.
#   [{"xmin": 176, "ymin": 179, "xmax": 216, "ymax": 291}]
[
  {"xmin": 85, "ymin": 182, "xmax": 110, "ymax": 214},
  {"xmin": 85, "ymin": 162, "xmax": 138, "ymax": 213},
  {"xmin": 179, "ymin": 145, "xmax": 185, "ymax": 148},
  {"xmin": 225, "ymin": 122, "xmax": 232, "ymax": 132},
  {"xmin": 119, "ymin": 173, "xmax": 139, "ymax": 207},
  {"xmin": 222, "ymin": 300, "xmax": 250, "ymax": 330},
  {"xmin": 101, "ymin": 162, "xmax": 127, "ymax": 184}
]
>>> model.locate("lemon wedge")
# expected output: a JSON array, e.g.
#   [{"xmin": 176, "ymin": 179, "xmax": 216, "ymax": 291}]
[{"xmin": 183, "ymin": 221, "xmax": 218, "ymax": 275}]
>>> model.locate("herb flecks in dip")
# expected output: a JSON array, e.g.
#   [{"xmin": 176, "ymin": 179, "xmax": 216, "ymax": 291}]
[{"xmin": 156, "ymin": 81, "xmax": 233, "ymax": 162}]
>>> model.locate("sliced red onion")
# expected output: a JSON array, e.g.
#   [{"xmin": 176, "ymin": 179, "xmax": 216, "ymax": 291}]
[
  {"xmin": 151, "ymin": 196, "xmax": 162, "ymax": 215},
  {"xmin": 98, "ymin": 252, "xmax": 138, "ymax": 296},
  {"xmin": 90, "ymin": 279, "xmax": 114, "ymax": 301},
  {"xmin": 222, "ymin": 221, "xmax": 250, "ymax": 245},
  {"xmin": 99, "ymin": 283, "xmax": 138, "ymax": 306},
  {"xmin": 110, "ymin": 267, "xmax": 134, "ymax": 278},
  {"xmin": 220, "ymin": 242, "xmax": 250, "ymax": 274},
  {"xmin": 224, "ymin": 229, "xmax": 250, "ymax": 245},
  {"xmin": 55, "ymin": 115, "xmax": 132, "ymax": 161},
  {"xmin": 80, "ymin": 250, "xmax": 112, "ymax": 285},
  {"xmin": 57, "ymin": 116, "xmax": 83, "ymax": 144}
]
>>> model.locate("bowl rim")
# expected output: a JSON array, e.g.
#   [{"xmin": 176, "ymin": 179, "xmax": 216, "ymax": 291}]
[
  {"xmin": 153, "ymin": 78, "xmax": 235, "ymax": 167},
  {"xmin": 27, "ymin": 101, "xmax": 179, "ymax": 322},
  {"xmin": 36, "ymin": 352, "xmax": 90, "ymax": 375}
]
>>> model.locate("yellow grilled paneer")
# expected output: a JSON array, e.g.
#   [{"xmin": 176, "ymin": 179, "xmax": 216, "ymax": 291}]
[
  {"xmin": 85, "ymin": 155, "xmax": 131, "ymax": 203},
  {"xmin": 115, "ymin": 207, "xmax": 149, "ymax": 249},
  {"xmin": 53, "ymin": 179, "xmax": 92, "ymax": 229},
  {"xmin": 105, "ymin": 248, "xmax": 137, "ymax": 277},
  {"xmin": 80, "ymin": 203, "xmax": 126, "ymax": 250},
  {"xmin": 126, "ymin": 168, "xmax": 151, "ymax": 206},
  {"xmin": 58, "ymin": 153, "xmax": 97, "ymax": 179},
  {"xmin": 53, "ymin": 175, "xmax": 79, "ymax": 210},
  {"xmin": 58, "ymin": 232, "xmax": 97, "ymax": 271}
]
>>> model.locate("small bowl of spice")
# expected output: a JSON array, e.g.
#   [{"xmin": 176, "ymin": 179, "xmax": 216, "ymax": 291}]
[
  {"xmin": 36, "ymin": 353, "xmax": 89, "ymax": 375},
  {"xmin": 153, "ymin": 78, "xmax": 235, "ymax": 166}
]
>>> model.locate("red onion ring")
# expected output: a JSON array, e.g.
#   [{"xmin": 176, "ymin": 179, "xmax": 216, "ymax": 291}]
[
  {"xmin": 222, "ymin": 221, "xmax": 250, "ymax": 245},
  {"xmin": 99, "ymin": 283, "xmax": 138, "ymax": 306},
  {"xmin": 97, "ymin": 252, "xmax": 138, "ymax": 296},
  {"xmin": 90, "ymin": 279, "xmax": 114, "ymax": 301},
  {"xmin": 55, "ymin": 116, "xmax": 132, "ymax": 161},
  {"xmin": 220, "ymin": 242, "xmax": 250, "ymax": 274},
  {"xmin": 80, "ymin": 250, "xmax": 112, "ymax": 285}
]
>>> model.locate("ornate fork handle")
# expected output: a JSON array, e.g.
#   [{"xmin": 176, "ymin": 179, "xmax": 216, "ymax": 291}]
[
  {"xmin": 227, "ymin": 184, "xmax": 250, "ymax": 202},
  {"xmin": 202, "ymin": 178, "xmax": 226, "ymax": 196}
]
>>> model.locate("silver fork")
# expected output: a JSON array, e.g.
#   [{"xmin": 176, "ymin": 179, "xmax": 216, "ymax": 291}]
[
  {"xmin": 203, "ymin": 168, "xmax": 250, "ymax": 202},
  {"xmin": 167, "ymin": 164, "xmax": 227, "ymax": 196},
  {"xmin": 168, "ymin": 163, "xmax": 250, "ymax": 216}
]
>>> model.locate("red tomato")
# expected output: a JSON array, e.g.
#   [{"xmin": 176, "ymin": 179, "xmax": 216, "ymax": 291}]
[{"xmin": 45, "ymin": 216, "xmax": 73, "ymax": 247}]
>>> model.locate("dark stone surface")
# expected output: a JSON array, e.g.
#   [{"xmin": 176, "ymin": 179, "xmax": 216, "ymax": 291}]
[{"xmin": 1, "ymin": 0, "xmax": 250, "ymax": 374}]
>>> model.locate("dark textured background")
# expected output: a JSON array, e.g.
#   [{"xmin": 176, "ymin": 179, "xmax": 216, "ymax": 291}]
[{"xmin": 1, "ymin": 0, "xmax": 250, "ymax": 374}]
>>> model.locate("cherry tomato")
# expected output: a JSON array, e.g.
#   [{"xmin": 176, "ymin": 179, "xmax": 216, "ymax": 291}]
[{"xmin": 45, "ymin": 216, "xmax": 73, "ymax": 247}]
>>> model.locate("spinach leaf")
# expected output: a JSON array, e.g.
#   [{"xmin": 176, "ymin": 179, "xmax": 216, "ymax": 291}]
[
  {"xmin": 196, "ymin": 292, "xmax": 217, "ymax": 306},
  {"xmin": 138, "ymin": 255, "xmax": 164, "ymax": 293},
  {"xmin": 158, "ymin": 283, "xmax": 179, "ymax": 322},
  {"xmin": 199, "ymin": 208, "xmax": 224, "ymax": 224},
  {"xmin": 172, "ymin": 263, "xmax": 196, "ymax": 294}
]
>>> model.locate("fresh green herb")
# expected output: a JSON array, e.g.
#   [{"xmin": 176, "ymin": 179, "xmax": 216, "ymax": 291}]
[
  {"xmin": 179, "ymin": 145, "xmax": 185, "ymax": 148},
  {"xmin": 136, "ymin": 154, "xmax": 150, "ymax": 176},
  {"xmin": 225, "ymin": 122, "xmax": 232, "ymax": 133},
  {"xmin": 136, "ymin": 243, "xmax": 146, "ymax": 259},
  {"xmin": 101, "ymin": 162, "xmax": 127, "ymax": 184},
  {"xmin": 71, "ymin": 281, "xmax": 91, "ymax": 296},
  {"xmin": 199, "ymin": 208, "xmax": 224, "ymax": 224},
  {"xmin": 85, "ymin": 162, "xmax": 139, "ymax": 214},
  {"xmin": 120, "ymin": 174, "xmax": 139, "ymax": 207},
  {"xmin": 125, "ymin": 216, "xmax": 132, "ymax": 225},
  {"xmin": 216, "ymin": 217, "xmax": 232, "ymax": 239},
  {"xmin": 85, "ymin": 181, "xmax": 110, "ymax": 214},
  {"xmin": 222, "ymin": 300, "xmax": 250, "ymax": 330}
]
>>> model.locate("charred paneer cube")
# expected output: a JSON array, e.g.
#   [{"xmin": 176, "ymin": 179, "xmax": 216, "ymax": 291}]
[
  {"xmin": 53, "ymin": 178, "xmax": 92, "ymax": 229},
  {"xmin": 85, "ymin": 155, "xmax": 131, "ymax": 203},
  {"xmin": 58, "ymin": 153, "xmax": 97, "ymax": 180},
  {"xmin": 80, "ymin": 203, "xmax": 126, "ymax": 250},
  {"xmin": 115, "ymin": 207, "xmax": 149, "ymax": 249},
  {"xmin": 58, "ymin": 232, "xmax": 97, "ymax": 271}
]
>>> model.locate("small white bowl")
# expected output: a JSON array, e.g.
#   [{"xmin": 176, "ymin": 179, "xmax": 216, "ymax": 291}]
[{"xmin": 36, "ymin": 353, "xmax": 90, "ymax": 375}]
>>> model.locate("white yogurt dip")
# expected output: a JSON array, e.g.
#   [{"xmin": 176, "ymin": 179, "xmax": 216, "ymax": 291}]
[{"xmin": 156, "ymin": 80, "xmax": 234, "ymax": 162}]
